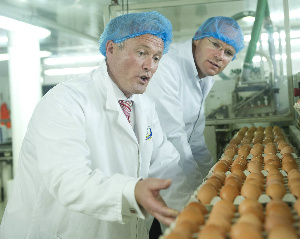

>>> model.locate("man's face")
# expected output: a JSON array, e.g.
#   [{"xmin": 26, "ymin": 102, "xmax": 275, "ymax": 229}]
[
  {"xmin": 192, "ymin": 37, "xmax": 236, "ymax": 79},
  {"xmin": 106, "ymin": 34, "xmax": 164, "ymax": 98}
]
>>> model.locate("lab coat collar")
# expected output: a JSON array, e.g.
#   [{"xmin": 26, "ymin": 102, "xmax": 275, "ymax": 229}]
[
  {"xmin": 94, "ymin": 61, "xmax": 138, "ymax": 143},
  {"xmin": 178, "ymin": 39, "xmax": 215, "ymax": 99},
  {"xmin": 177, "ymin": 39, "xmax": 199, "ymax": 79}
]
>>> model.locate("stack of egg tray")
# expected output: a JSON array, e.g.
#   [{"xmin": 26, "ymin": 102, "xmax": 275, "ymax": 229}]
[{"xmin": 160, "ymin": 126, "xmax": 300, "ymax": 239}]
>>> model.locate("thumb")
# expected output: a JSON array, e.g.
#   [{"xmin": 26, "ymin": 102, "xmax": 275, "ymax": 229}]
[{"xmin": 154, "ymin": 178, "xmax": 172, "ymax": 190}]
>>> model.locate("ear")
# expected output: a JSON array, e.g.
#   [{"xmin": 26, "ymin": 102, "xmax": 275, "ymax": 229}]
[{"xmin": 106, "ymin": 40, "xmax": 115, "ymax": 57}]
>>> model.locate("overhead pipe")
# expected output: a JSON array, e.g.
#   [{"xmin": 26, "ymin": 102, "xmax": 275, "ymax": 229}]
[
  {"xmin": 264, "ymin": 3, "xmax": 280, "ymax": 110},
  {"xmin": 241, "ymin": 0, "xmax": 267, "ymax": 82}
]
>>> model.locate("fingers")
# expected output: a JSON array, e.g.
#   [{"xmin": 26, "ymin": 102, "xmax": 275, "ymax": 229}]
[{"xmin": 134, "ymin": 178, "xmax": 178, "ymax": 226}]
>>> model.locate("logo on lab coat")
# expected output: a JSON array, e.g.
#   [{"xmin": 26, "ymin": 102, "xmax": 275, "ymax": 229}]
[{"xmin": 145, "ymin": 126, "xmax": 152, "ymax": 140}]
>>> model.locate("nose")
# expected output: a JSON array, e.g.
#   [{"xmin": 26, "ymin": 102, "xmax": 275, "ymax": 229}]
[
  {"xmin": 216, "ymin": 49, "xmax": 225, "ymax": 60},
  {"xmin": 143, "ymin": 56, "xmax": 155, "ymax": 72}
]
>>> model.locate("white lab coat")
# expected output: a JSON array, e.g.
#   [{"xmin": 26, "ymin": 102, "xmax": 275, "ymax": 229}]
[
  {"xmin": 146, "ymin": 39, "xmax": 215, "ymax": 190},
  {"xmin": 0, "ymin": 61, "xmax": 191, "ymax": 239}
]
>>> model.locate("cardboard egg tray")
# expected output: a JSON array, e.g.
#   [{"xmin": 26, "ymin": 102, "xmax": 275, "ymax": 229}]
[{"xmin": 160, "ymin": 126, "xmax": 300, "ymax": 239}]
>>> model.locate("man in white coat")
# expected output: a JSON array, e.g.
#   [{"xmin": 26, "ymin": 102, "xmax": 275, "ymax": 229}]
[
  {"xmin": 146, "ymin": 16, "xmax": 245, "ymax": 189},
  {"xmin": 0, "ymin": 11, "xmax": 191, "ymax": 239}
]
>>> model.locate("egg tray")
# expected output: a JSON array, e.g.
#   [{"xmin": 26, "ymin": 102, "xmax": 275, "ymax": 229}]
[
  {"xmin": 162, "ymin": 200, "xmax": 299, "ymax": 239},
  {"xmin": 160, "ymin": 154, "xmax": 300, "ymax": 239}
]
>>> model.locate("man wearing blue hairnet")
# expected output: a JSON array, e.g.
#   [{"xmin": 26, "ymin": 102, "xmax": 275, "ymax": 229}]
[
  {"xmin": 0, "ymin": 11, "xmax": 192, "ymax": 239},
  {"xmin": 146, "ymin": 16, "xmax": 244, "ymax": 189}
]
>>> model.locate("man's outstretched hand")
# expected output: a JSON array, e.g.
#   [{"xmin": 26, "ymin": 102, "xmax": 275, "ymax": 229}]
[{"xmin": 135, "ymin": 178, "xmax": 179, "ymax": 226}]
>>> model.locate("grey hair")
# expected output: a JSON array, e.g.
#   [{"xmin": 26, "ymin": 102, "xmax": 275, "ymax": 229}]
[{"xmin": 116, "ymin": 41, "xmax": 126, "ymax": 50}]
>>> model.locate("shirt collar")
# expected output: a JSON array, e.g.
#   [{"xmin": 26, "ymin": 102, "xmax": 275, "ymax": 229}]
[{"xmin": 110, "ymin": 78, "xmax": 135, "ymax": 102}]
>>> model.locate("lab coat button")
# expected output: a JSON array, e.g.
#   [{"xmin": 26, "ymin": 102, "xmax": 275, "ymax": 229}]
[{"xmin": 129, "ymin": 208, "xmax": 137, "ymax": 214}]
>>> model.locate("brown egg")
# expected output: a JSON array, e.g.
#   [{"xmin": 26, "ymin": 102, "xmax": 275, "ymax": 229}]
[
  {"xmin": 238, "ymin": 146, "xmax": 250, "ymax": 157},
  {"xmin": 226, "ymin": 172, "xmax": 242, "ymax": 182},
  {"xmin": 213, "ymin": 199, "xmax": 236, "ymax": 213},
  {"xmin": 197, "ymin": 184, "xmax": 218, "ymax": 204},
  {"xmin": 230, "ymin": 222, "xmax": 263, "ymax": 239},
  {"xmin": 177, "ymin": 207, "xmax": 205, "ymax": 226},
  {"xmin": 237, "ymin": 214, "xmax": 263, "ymax": 231},
  {"xmin": 263, "ymin": 137, "xmax": 273, "ymax": 144},
  {"xmin": 173, "ymin": 220, "xmax": 199, "ymax": 238},
  {"xmin": 247, "ymin": 171, "xmax": 265, "ymax": 184},
  {"xmin": 287, "ymin": 168, "xmax": 300, "ymax": 178},
  {"xmin": 266, "ymin": 201, "xmax": 294, "ymax": 223},
  {"xmin": 220, "ymin": 184, "xmax": 239, "ymax": 202},
  {"xmin": 225, "ymin": 144, "xmax": 238, "ymax": 152},
  {"xmin": 241, "ymin": 182, "xmax": 261, "ymax": 200},
  {"xmin": 224, "ymin": 148, "xmax": 236, "ymax": 159},
  {"xmin": 264, "ymin": 153, "xmax": 279, "ymax": 160},
  {"xmin": 206, "ymin": 177, "xmax": 222, "ymax": 190},
  {"xmin": 245, "ymin": 177, "xmax": 264, "ymax": 191},
  {"xmin": 264, "ymin": 146, "xmax": 277, "ymax": 155},
  {"xmin": 266, "ymin": 183, "xmax": 286, "ymax": 200},
  {"xmin": 230, "ymin": 163, "xmax": 245, "ymax": 172},
  {"xmin": 267, "ymin": 174, "xmax": 284, "ymax": 183},
  {"xmin": 240, "ymin": 138, "xmax": 251, "ymax": 145},
  {"xmin": 280, "ymin": 145, "xmax": 294, "ymax": 154},
  {"xmin": 267, "ymin": 225, "xmax": 298, "ymax": 239},
  {"xmin": 231, "ymin": 169, "xmax": 246, "ymax": 180},
  {"xmin": 282, "ymin": 161, "xmax": 297, "ymax": 173},
  {"xmin": 281, "ymin": 158, "xmax": 295, "ymax": 167},
  {"xmin": 250, "ymin": 147, "xmax": 262, "ymax": 156},
  {"xmin": 267, "ymin": 168, "xmax": 282, "ymax": 176},
  {"xmin": 264, "ymin": 163, "xmax": 278, "ymax": 172},
  {"xmin": 281, "ymin": 152, "xmax": 295, "ymax": 160},
  {"xmin": 241, "ymin": 207, "xmax": 265, "ymax": 223},
  {"xmin": 214, "ymin": 161, "xmax": 229, "ymax": 173},
  {"xmin": 186, "ymin": 201, "xmax": 208, "ymax": 215},
  {"xmin": 207, "ymin": 214, "xmax": 231, "ymax": 234},
  {"xmin": 264, "ymin": 216, "xmax": 294, "ymax": 233},
  {"xmin": 213, "ymin": 172, "xmax": 226, "ymax": 183},
  {"xmin": 277, "ymin": 141, "xmax": 289, "ymax": 150},
  {"xmin": 225, "ymin": 177, "xmax": 242, "ymax": 191},
  {"xmin": 247, "ymin": 161, "xmax": 262, "ymax": 172},
  {"xmin": 264, "ymin": 159, "xmax": 281, "ymax": 168},
  {"xmin": 249, "ymin": 126, "xmax": 257, "ymax": 132},
  {"xmin": 164, "ymin": 231, "xmax": 187, "ymax": 239},
  {"xmin": 197, "ymin": 224, "xmax": 225, "ymax": 239},
  {"xmin": 265, "ymin": 159, "xmax": 281, "ymax": 168},
  {"xmin": 210, "ymin": 206, "xmax": 234, "ymax": 221},
  {"xmin": 239, "ymin": 198, "xmax": 263, "ymax": 214},
  {"xmin": 288, "ymin": 177, "xmax": 300, "ymax": 188},
  {"xmin": 220, "ymin": 155, "xmax": 233, "ymax": 165},
  {"xmin": 230, "ymin": 138, "xmax": 241, "ymax": 145},
  {"xmin": 251, "ymin": 156, "xmax": 264, "ymax": 165},
  {"xmin": 252, "ymin": 137, "xmax": 263, "ymax": 144}
]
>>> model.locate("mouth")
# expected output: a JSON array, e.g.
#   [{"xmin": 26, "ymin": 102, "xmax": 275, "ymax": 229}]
[
  {"xmin": 208, "ymin": 60, "xmax": 219, "ymax": 69},
  {"xmin": 140, "ymin": 75, "xmax": 150, "ymax": 83}
]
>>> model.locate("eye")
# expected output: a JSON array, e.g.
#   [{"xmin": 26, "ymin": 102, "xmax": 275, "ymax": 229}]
[
  {"xmin": 138, "ymin": 51, "xmax": 145, "ymax": 56},
  {"xmin": 212, "ymin": 42, "xmax": 221, "ymax": 49},
  {"xmin": 225, "ymin": 50, "xmax": 234, "ymax": 57},
  {"xmin": 153, "ymin": 56, "xmax": 160, "ymax": 62}
]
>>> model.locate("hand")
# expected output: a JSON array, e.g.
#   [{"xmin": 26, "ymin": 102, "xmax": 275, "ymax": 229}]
[{"xmin": 135, "ymin": 178, "xmax": 179, "ymax": 226}]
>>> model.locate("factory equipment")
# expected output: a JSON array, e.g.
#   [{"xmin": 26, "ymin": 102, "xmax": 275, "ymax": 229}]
[{"xmin": 206, "ymin": 0, "xmax": 292, "ymax": 121}]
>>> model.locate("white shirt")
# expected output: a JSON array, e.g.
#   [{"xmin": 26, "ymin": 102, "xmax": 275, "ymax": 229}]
[{"xmin": 146, "ymin": 39, "xmax": 215, "ymax": 189}]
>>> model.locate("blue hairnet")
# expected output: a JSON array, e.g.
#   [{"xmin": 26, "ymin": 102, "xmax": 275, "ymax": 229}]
[
  {"xmin": 193, "ymin": 16, "xmax": 244, "ymax": 60},
  {"xmin": 99, "ymin": 11, "xmax": 173, "ymax": 56}
]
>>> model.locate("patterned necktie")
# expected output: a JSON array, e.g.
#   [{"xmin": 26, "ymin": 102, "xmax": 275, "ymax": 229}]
[{"xmin": 118, "ymin": 100, "xmax": 133, "ymax": 123}]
